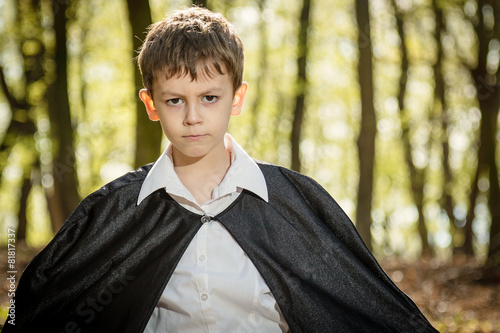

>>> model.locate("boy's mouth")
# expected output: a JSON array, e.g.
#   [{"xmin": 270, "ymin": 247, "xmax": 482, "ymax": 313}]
[{"xmin": 184, "ymin": 134, "xmax": 207, "ymax": 141}]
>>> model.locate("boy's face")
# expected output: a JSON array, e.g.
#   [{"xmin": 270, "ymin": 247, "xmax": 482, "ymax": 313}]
[{"xmin": 139, "ymin": 65, "xmax": 247, "ymax": 166}]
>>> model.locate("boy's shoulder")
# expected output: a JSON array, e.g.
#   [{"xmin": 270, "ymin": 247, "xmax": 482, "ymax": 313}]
[
  {"xmin": 101, "ymin": 163, "xmax": 152, "ymax": 191},
  {"xmin": 66, "ymin": 163, "xmax": 154, "ymax": 222},
  {"xmin": 254, "ymin": 160, "xmax": 335, "ymax": 214},
  {"xmin": 89, "ymin": 163, "xmax": 152, "ymax": 200},
  {"xmin": 255, "ymin": 160, "xmax": 329, "ymax": 196}
]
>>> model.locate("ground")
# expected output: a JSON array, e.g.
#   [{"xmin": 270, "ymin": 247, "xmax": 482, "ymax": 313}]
[
  {"xmin": 380, "ymin": 255, "xmax": 500, "ymax": 332},
  {"xmin": 0, "ymin": 246, "xmax": 498, "ymax": 332}
]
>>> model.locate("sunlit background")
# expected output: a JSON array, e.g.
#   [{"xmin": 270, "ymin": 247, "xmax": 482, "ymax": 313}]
[
  {"xmin": 0, "ymin": 0, "xmax": 499, "ymax": 330},
  {"xmin": 1, "ymin": 0, "xmax": 496, "ymax": 257}
]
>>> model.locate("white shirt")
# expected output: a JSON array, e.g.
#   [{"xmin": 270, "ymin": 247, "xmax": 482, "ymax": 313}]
[{"xmin": 139, "ymin": 134, "xmax": 289, "ymax": 333}]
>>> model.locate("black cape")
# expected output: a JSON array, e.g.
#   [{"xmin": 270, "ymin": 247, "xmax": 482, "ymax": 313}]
[{"xmin": 3, "ymin": 163, "xmax": 437, "ymax": 332}]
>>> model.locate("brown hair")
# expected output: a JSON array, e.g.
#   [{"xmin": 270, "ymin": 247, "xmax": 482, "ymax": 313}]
[{"xmin": 137, "ymin": 6, "xmax": 244, "ymax": 94}]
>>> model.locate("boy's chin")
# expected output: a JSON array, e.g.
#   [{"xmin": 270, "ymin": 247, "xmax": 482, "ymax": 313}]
[
  {"xmin": 172, "ymin": 144, "xmax": 230, "ymax": 165},
  {"xmin": 172, "ymin": 147, "xmax": 211, "ymax": 163}
]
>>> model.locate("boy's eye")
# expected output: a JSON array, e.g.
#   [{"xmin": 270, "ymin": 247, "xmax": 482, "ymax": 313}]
[
  {"xmin": 202, "ymin": 96, "xmax": 218, "ymax": 103},
  {"xmin": 167, "ymin": 98, "xmax": 183, "ymax": 106}
]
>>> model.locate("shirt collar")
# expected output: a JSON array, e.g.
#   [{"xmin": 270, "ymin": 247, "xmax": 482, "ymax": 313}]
[{"xmin": 137, "ymin": 133, "xmax": 268, "ymax": 205}]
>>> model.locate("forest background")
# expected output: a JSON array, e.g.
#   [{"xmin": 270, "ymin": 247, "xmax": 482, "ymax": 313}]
[{"xmin": 0, "ymin": 0, "xmax": 499, "ymax": 331}]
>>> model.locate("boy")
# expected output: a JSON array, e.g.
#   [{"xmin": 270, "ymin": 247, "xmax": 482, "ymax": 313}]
[{"xmin": 3, "ymin": 6, "xmax": 437, "ymax": 333}]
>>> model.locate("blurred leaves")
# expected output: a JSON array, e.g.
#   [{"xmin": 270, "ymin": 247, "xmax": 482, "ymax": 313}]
[
  {"xmin": 0, "ymin": 0, "xmax": 498, "ymax": 274},
  {"xmin": 0, "ymin": 0, "xmax": 499, "ymax": 329}
]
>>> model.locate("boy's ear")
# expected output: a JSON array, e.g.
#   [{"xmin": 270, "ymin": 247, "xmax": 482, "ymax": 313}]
[
  {"xmin": 139, "ymin": 89, "xmax": 159, "ymax": 121},
  {"xmin": 231, "ymin": 82, "xmax": 248, "ymax": 116}
]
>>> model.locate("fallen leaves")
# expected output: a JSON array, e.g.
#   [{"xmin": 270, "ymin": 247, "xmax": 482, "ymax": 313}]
[{"xmin": 381, "ymin": 255, "xmax": 500, "ymax": 333}]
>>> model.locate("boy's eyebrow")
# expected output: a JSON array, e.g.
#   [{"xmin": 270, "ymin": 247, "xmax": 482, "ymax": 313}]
[
  {"xmin": 198, "ymin": 87, "xmax": 224, "ymax": 95},
  {"xmin": 159, "ymin": 90, "xmax": 182, "ymax": 98},
  {"xmin": 159, "ymin": 87, "xmax": 225, "ymax": 98}
]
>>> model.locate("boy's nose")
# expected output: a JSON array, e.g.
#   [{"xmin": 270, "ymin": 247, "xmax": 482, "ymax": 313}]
[{"xmin": 184, "ymin": 104, "xmax": 202, "ymax": 125}]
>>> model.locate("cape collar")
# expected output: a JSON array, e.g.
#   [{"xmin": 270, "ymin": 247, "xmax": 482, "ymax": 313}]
[{"xmin": 137, "ymin": 133, "xmax": 268, "ymax": 205}]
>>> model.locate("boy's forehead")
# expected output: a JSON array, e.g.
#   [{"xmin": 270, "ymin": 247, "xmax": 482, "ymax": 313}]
[{"xmin": 154, "ymin": 61, "xmax": 230, "ymax": 84}]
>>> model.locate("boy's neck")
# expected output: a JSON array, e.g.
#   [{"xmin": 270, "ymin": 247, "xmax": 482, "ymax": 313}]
[{"xmin": 172, "ymin": 144, "xmax": 232, "ymax": 205}]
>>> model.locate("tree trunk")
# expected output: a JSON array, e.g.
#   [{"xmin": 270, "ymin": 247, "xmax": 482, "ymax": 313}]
[
  {"xmin": 431, "ymin": 0, "xmax": 448, "ymax": 256},
  {"xmin": 462, "ymin": 168, "xmax": 479, "ymax": 255},
  {"xmin": 354, "ymin": 0, "xmax": 376, "ymax": 250},
  {"xmin": 469, "ymin": 0, "xmax": 500, "ymax": 275},
  {"xmin": 125, "ymin": 0, "xmax": 161, "ymax": 168},
  {"xmin": 485, "ymin": 115, "xmax": 500, "ymax": 272},
  {"xmin": 1, "ymin": 1, "xmax": 50, "ymax": 243},
  {"xmin": 434, "ymin": 0, "xmax": 465, "ymax": 255},
  {"xmin": 392, "ymin": 1, "xmax": 430, "ymax": 255},
  {"xmin": 16, "ymin": 176, "xmax": 32, "ymax": 244},
  {"xmin": 45, "ymin": 0, "xmax": 81, "ymax": 231},
  {"xmin": 290, "ymin": 0, "xmax": 312, "ymax": 173},
  {"xmin": 484, "ymin": 0, "xmax": 500, "ymax": 278},
  {"xmin": 0, "ymin": 67, "xmax": 36, "ymax": 174}
]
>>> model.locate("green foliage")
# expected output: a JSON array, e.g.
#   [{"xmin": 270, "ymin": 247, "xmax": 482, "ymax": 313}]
[
  {"xmin": 0, "ymin": 0, "xmax": 497, "ymax": 260},
  {"xmin": 0, "ymin": 0, "xmax": 499, "ymax": 329}
]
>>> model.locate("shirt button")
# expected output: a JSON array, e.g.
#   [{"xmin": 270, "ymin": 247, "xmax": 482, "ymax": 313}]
[
  {"xmin": 199, "ymin": 255, "xmax": 206, "ymax": 262},
  {"xmin": 201, "ymin": 294, "xmax": 208, "ymax": 301},
  {"xmin": 201, "ymin": 215, "xmax": 211, "ymax": 223}
]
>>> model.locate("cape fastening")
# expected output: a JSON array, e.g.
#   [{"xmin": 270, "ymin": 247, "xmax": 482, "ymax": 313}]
[{"xmin": 3, "ymin": 163, "xmax": 438, "ymax": 332}]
